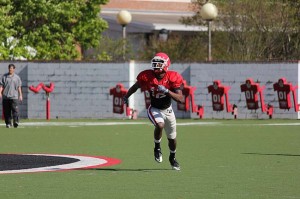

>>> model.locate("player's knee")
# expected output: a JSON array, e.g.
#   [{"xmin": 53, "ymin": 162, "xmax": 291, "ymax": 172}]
[
  {"xmin": 156, "ymin": 122, "xmax": 164, "ymax": 130},
  {"xmin": 167, "ymin": 132, "xmax": 177, "ymax": 140}
]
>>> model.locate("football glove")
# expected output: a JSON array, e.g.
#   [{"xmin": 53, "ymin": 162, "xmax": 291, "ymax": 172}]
[
  {"xmin": 123, "ymin": 96, "xmax": 129, "ymax": 104},
  {"xmin": 157, "ymin": 85, "xmax": 169, "ymax": 94}
]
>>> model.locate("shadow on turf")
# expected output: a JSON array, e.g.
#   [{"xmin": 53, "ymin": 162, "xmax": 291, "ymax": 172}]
[
  {"xmin": 91, "ymin": 168, "xmax": 171, "ymax": 172},
  {"xmin": 242, "ymin": 152, "xmax": 300, "ymax": 157}
]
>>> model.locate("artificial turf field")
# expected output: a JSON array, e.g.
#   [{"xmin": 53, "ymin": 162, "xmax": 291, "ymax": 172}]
[{"xmin": 0, "ymin": 119, "xmax": 299, "ymax": 199}]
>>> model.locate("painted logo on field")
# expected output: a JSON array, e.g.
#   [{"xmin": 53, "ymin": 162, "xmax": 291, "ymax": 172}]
[{"xmin": 0, "ymin": 154, "xmax": 121, "ymax": 174}]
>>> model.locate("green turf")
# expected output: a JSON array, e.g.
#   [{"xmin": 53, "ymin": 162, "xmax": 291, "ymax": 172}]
[{"xmin": 0, "ymin": 119, "xmax": 300, "ymax": 199}]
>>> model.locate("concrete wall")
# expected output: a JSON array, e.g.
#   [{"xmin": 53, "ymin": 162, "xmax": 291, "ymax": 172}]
[
  {"xmin": 190, "ymin": 62, "xmax": 300, "ymax": 119},
  {"xmin": 0, "ymin": 62, "xmax": 130, "ymax": 119},
  {"xmin": 0, "ymin": 61, "xmax": 299, "ymax": 119}
]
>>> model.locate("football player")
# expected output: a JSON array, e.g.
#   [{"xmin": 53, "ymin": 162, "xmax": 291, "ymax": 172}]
[{"xmin": 123, "ymin": 52, "xmax": 184, "ymax": 170}]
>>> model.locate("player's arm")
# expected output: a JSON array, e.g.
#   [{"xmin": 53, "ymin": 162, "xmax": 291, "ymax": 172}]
[
  {"xmin": 158, "ymin": 72, "xmax": 184, "ymax": 103},
  {"xmin": 0, "ymin": 77, "xmax": 3, "ymax": 98},
  {"xmin": 157, "ymin": 85, "xmax": 184, "ymax": 103},
  {"xmin": 124, "ymin": 81, "xmax": 140, "ymax": 99},
  {"xmin": 0, "ymin": 86, "xmax": 3, "ymax": 98},
  {"xmin": 168, "ymin": 88, "xmax": 184, "ymax": 103}
]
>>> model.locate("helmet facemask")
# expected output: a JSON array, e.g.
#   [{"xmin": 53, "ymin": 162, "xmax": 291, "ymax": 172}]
[{"xmin": 151, "ymin": 56, "xmax": 169, "ymax": 75}]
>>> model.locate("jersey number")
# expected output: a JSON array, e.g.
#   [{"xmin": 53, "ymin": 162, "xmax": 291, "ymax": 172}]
[
  {"xmin": 245, "ymin": 90, "xmax": 255, "ymax": 100},
  {"xmin": 155, "ymin": 93, "xmax": 166, "ymax": 99},
  {"xmin": 114, "ymin": 97, "xmax": 122, "ymax": 106},
  {"xmin": 150, "ymin": 89, "xmax": 166, "ymax": 99},
  {"xmin": 212, "ymin": 94, "xmax": 221, "ymax": 103},
  {"xmin": 278, "ymin": 91, "xmax": 287, "ymax": 100}
]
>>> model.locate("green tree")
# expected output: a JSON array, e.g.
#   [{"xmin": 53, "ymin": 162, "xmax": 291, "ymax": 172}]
[
  {"xmin": 182, "ymin": 0, "xmax": 300, "ymax": 61},
  {"xmin": 0, "ymin": 0, "xmax": 16, "ymax": 59},
  {"xmin": 139, "ymin": 33, "xmax": 207, "ymax": 62},
  {"xmin": 85, "ymin": 35, "xmax": 135, "ymax": 61},
  {"xmin": 0, "ymin": 0, "xmax": 108, "ymax": 60}
]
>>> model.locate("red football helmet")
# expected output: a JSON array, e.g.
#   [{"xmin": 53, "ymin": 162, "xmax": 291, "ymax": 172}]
[{"xmin": 151, "ymin": 52, "xmax": 171, "ymax": 74}]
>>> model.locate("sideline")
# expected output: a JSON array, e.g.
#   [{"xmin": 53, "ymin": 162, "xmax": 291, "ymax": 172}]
[
  {"xmin": 1, "ymin": 121, "xmax": 300, "ymax": 127},
  {"xmin": 14, "ymin": 121, "xmax": 149, "ymax": 126},
  {"xmin": 0, "ymin": 121, "xmax": 221, "ymax": 127}
]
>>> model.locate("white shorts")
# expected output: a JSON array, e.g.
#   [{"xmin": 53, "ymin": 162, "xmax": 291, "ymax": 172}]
[{"xmin": 147, "ymin": 105, "xmax": 177, "ymax": 139}]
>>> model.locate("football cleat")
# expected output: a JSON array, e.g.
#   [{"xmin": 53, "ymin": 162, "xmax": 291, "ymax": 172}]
[
  {"xmin": 154, "ymin": 148, "xmax": 163, "ymax": 163},
  {"xmin": 13, "ymin": 122, "xmax": 18, "ymax": 128},
  {"xmin": 169, "ymin": 157, "xmax": 180, "ymax": 171}
]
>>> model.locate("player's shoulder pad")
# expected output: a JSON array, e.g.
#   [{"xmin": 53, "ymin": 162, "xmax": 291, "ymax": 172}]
[
  {"xmin": 137, "ymin": 70, "xmax": 154, "ymax": 81},
  {"xmin": 167, "ymin": 71, "xmax": 183, "ymax": 83},
  {"xmin": 167, "ymin": 71, "xmax": 183, "ymax": 89}
]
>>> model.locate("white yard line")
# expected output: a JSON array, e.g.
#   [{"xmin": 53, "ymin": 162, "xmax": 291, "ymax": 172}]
[
  {"xmin": 1, "ymin": 121, "xmax": 300, "ymax": 127},
  {"xmin": 13, "ymin": 122, "xmax": 148, "ymax": 126}
]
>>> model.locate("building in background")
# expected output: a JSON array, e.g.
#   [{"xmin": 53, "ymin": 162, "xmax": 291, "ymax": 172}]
[
  {"xmin": 99, "ymin": 0, "xmax": 205, "ymax": 57},
  {"xmin": 101, "ymin": 0, "xmax": 203, "ymax": 34}
]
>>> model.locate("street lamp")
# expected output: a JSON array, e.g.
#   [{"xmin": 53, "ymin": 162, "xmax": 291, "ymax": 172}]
[
  {"xmin": 117, "ymin": 10, "xmax": 132, "ymax": 61},
  {"xmin": 200, "ymin": 3, "xmax": 218, "ymax": 61}
]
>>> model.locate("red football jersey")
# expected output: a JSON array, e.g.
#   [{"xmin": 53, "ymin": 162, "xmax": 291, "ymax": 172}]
[
  {"xmin": 109, "ymin": 87, "xmax": 127, "ymax": 114},
  {"xmin": 240, "ymin": 84, "xmax": 259, "ymax": 110},
  {"xmin": 137, "ymin": 70, "xmax": 183, "ymax": 109},
  {"xmin": 273, "ymin": 83, "xmax": 292, "ymax": 109},
  {"xmin": 208, "ymin": 85, "xmax": 225, "ymax": 111}
]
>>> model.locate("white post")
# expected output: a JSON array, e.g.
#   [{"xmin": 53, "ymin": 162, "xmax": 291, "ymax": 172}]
[
  {"xmin": 129, "ymin": 60, "xmax": 135, "ymax": 112},
  {"xmin": 208, "ymin": 20, "xmax": 212, "ymax": 61}
]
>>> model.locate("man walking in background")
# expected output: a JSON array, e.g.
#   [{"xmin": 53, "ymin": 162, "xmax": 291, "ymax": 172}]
[{"xmin": 0, "ymin": 64, "xmax": 23, "ymax": 128}]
